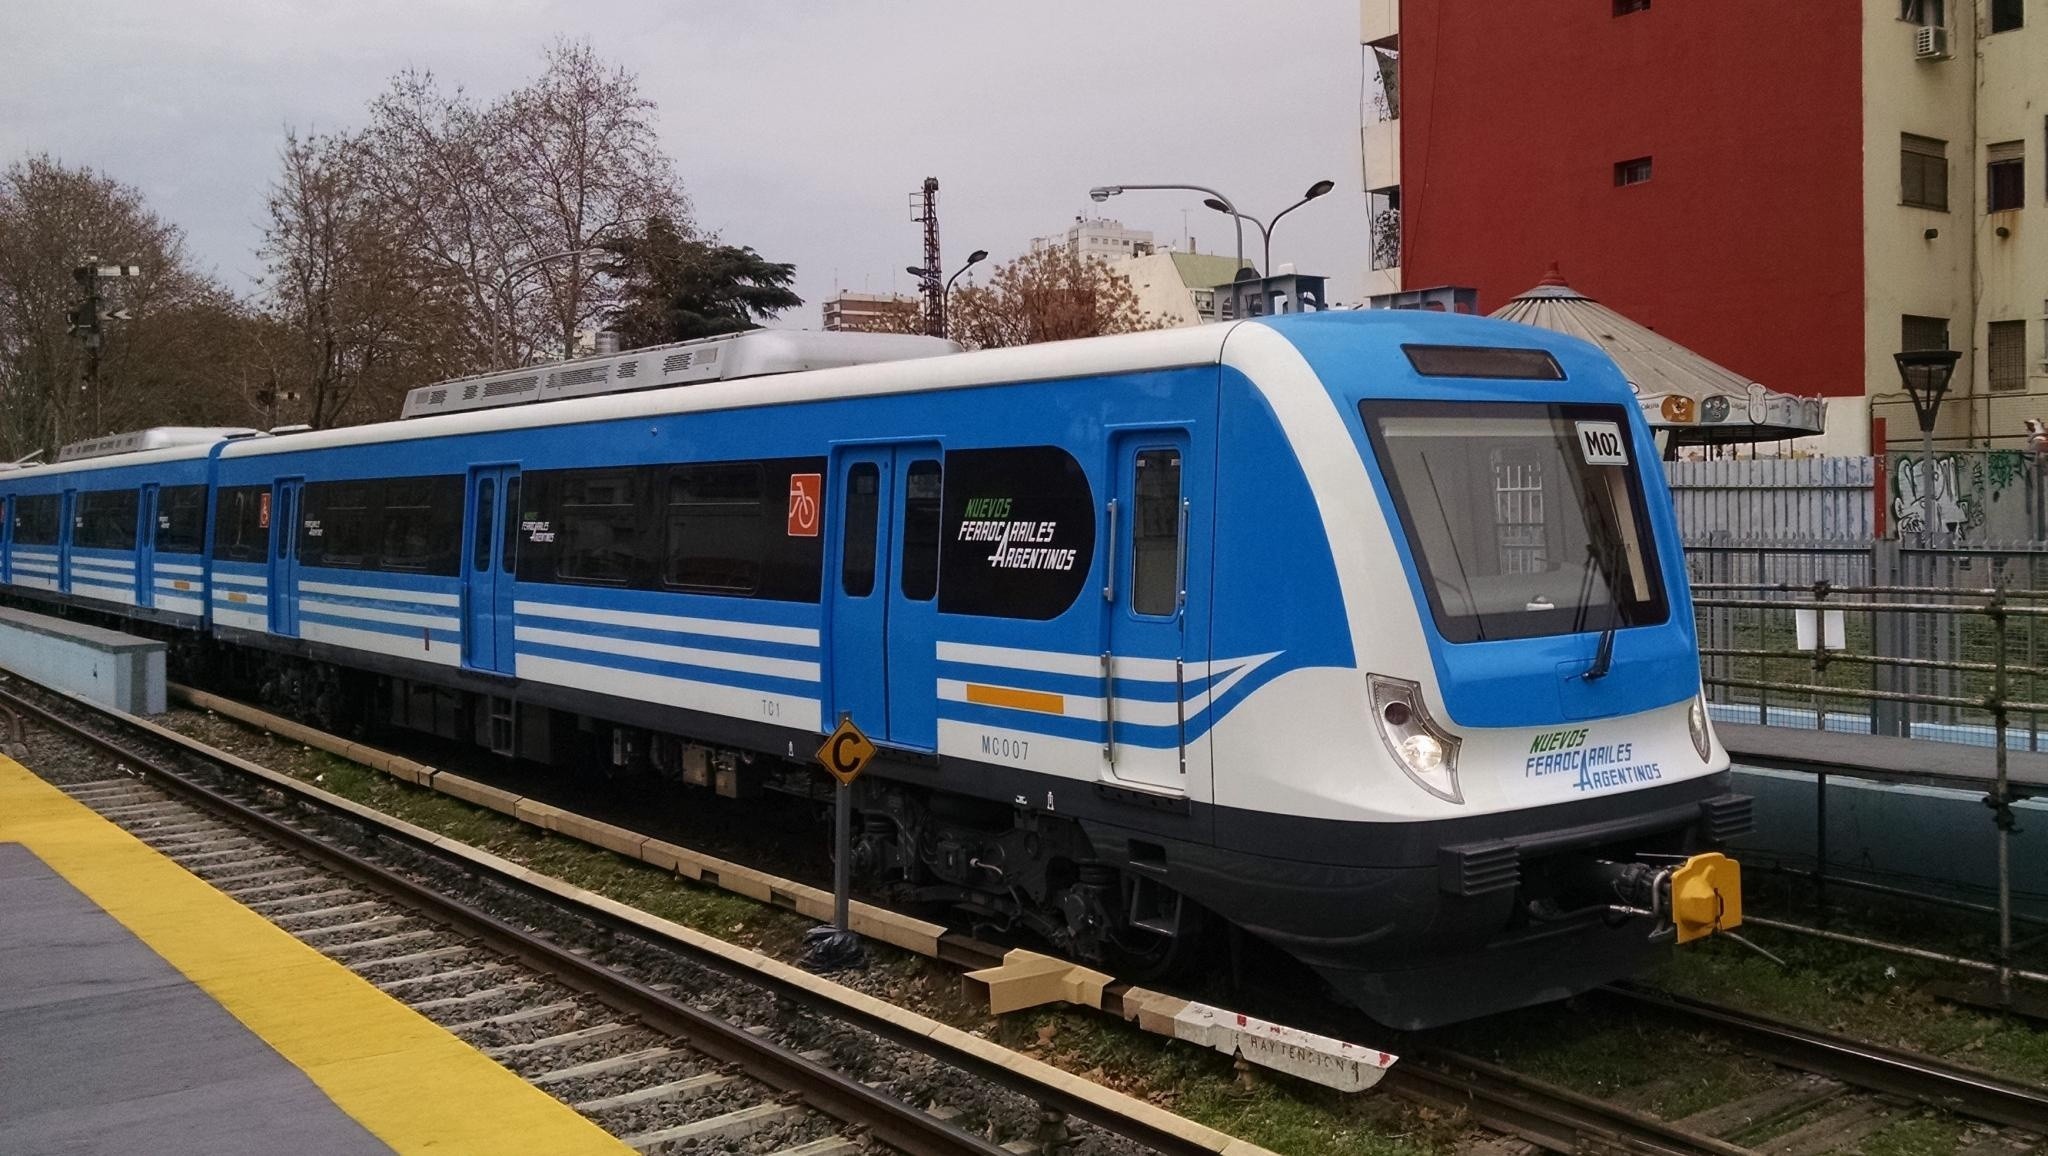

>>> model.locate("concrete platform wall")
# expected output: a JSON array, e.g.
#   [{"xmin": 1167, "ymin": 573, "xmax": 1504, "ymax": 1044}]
[
  {"xmin": 0, "ymin": 607, "xmax": 164, "ymax": 715},
  {"xmin": 1734, "ymin": 766, "xmax": 2047, "ymax": 919}
]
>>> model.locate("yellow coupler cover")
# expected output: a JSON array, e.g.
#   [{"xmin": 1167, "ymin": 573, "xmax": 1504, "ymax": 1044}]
[
  {"xmin": 1671, "ymin": 851, "xmax": 1742, "ymax": 944},
  {"xmin": 0, "ymin": 755, "xmax": 630, "ymax": 1155}
]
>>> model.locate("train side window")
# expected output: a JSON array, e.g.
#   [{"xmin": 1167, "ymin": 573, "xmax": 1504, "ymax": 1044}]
[
  {"xmin": 379, "ymin": 475, "xmax": 463, "ymax": 575},
  {"xmin": 473, "ymin": 477, "xmax": 495, "ymax": 572},
  {"xmin": 841, "ymin": 463, "xmax": 879, "ymax": 597},
  {"xmin": 900, "ymin": 459, "xmax": 941, "ymax": 602},
  {"xmin": 501, "ymin": 476, "xmax": 521, "ymax": 574},
  {"xmin": 211, "ymin": 486, "xmax": 271, "ymax": 562},
  {"xmin": 300, "ymin": 480, "xmax": 374, "ymax": 568},
  {"xmin": 13, "ymin": 494, "xmax": 61, "ymax": 546},
  {"xmin": 556, "ymin": 470, "xmax": 641, "ymax": 585},
  {"xmin": 664, "ymin": 462, "xmax": 763, "ymax": 595},
  {"xmin": 74, "ymin": 490, "xmax": 140, "ymax": 551},
  {"xmin": 1131, "ymin": 449, "xmax": 1182, "ymax": 617},
  {"xmin": 155, "ymin": 485, "xmax": 208, "ymax": 555}
]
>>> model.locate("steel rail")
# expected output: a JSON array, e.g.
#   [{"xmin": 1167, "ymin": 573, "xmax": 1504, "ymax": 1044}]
[
  {"xmin": 1382, "ymin": 1049, "xmax": 1749, "ymax": 1156},
  {"xmin": 1602, "ymin": 984, "xmax": 2048, "ymax": 1133},
  {"xmin": 0, "ymin": 683, "xmax": 1216, "ymax": 1156}
]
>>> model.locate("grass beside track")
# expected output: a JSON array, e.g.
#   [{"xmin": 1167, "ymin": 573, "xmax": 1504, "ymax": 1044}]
[{"xmin": 161, "ymin": 710, "xmax": 1440, "ymax": 1156}]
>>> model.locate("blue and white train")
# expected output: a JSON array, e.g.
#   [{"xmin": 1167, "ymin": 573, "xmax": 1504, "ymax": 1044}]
[{"xmin": 0, "ymin": 314, "xmax": 1748, "ymax": 1027}]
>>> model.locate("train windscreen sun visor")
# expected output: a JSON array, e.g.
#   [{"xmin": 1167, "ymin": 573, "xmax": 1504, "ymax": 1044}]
[{"xmin": 1360, "ymin": 400, "xmax": 1669, "ymax": 644}]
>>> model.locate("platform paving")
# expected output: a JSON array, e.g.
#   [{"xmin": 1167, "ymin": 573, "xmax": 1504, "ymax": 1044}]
[{"xmin": 0, "ymin": 841, "xmax": 392, "ymax": 1155}]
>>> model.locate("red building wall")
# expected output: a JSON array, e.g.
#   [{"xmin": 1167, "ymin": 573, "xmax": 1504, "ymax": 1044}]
[{"xmin": 1399, "ymin": 2, "xmax": 1866, "ymax": 397}]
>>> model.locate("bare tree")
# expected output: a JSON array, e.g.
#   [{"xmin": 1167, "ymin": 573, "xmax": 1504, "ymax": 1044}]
[
  {"xmin": 356, "ymin": 44, "xmax": 687, "ymax": 370},
  {"xmin": 497, "ymin": 39, "xmax": 689, "ymax": 358},
  {"xmin": 947, "ymin": 247, "xmax": 1161, "ymax": 350},
  {"xmin": 0, "ymin": 155, "xmax": 230, "ymax": 457},
  {"xmin": 261, "ymin": 130, "xmax": 464, "ymax": 428}
]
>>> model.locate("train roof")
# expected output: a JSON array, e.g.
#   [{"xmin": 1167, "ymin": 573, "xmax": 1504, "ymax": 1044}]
[{"xmin": 219, "ymin": 323, "xmax": 1245, "ymax": 460}]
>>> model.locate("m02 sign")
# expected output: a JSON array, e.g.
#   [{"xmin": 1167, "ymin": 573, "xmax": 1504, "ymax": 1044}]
[{"xmin": 1575, "ymin": 420, "xmax": 1629, "ymax": 466}]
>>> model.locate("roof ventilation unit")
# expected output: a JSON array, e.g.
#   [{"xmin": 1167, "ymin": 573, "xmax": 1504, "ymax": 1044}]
[
  {"xmin": 55, "ymin": 426, "xmax": 261, "ymax": 463},
  {"xmin": 399, "ymin": 329, "xmax": 962, "ymax": 420}
]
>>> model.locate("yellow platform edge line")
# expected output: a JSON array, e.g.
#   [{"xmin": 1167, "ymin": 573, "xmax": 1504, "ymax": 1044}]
[{"xmin": 0, "ymin": 756, "xmax": 630, "ymax": 1155}]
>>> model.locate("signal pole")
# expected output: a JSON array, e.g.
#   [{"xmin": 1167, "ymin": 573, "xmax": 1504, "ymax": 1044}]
[
  {"xmin": 909, "ymin": 178, "xmax": 942, "ymax": 338},
  {"xmin": 67, "ymin": 255, "xmax": 140, "ymax": 435}
]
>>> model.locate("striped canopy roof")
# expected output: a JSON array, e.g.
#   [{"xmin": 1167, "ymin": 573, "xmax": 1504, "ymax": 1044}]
[{"xmin": 1491, "ymin": 265, "xmax": 1825, "ymax": 446}]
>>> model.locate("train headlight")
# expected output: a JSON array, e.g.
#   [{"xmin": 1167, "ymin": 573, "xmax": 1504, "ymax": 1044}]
[
  {"xmin": 1369, "ymin": 674, "xmax": 1463, "ymax": 804},
  {"xmin": 1688, "ymin": 693, "xmax": 1713, "ymax": 763}
]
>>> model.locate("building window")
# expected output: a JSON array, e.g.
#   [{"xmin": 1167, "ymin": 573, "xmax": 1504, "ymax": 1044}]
[
  {"xmin": 1902, "ymin": 314, "xmax": 1952, "ymax": 353},
  {"xmin": 1989, "ymin": 320, "xmax": 2028, "ymax": 392},
  {"xmin": 1369, "ymin": 185, "xmax": 1401, "ymax": 270},
  {"xmin": 1900, "ymin": 134, "xmax": 1949, "ymax": 210},
  {"xmin": 1614, "ymin": 157, "xmax": 1653, "ymax": 187},
  {"xmin": 1614, "ymin": 0, "xmax": 1650, "ymax": 13},
  {"xmin": 1901, "ymin": 0, "xmax": 1945, "ymax": 25},
  {"xmin": 1988, "ymin": 142, "xmax": 2025, "ymax": 211},
  {"xmin": 1992, "ymin": 0, "xmax": 2023, "ymax": 32}
]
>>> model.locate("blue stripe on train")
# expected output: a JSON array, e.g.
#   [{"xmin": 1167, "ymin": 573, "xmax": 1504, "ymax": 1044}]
[{"xmin": 514, "ymin": 640, "xmax": 820, "ymax": 699}]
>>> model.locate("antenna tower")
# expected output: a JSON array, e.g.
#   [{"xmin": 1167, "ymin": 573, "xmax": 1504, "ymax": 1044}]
[{"xmin": 910, "ymin": 177, "xmax": 942, "ymax": 337}]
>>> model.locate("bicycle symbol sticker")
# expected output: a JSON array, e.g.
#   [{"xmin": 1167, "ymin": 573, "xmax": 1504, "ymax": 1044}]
[{"xmin": 787, "ymin": 473, "xmax": 821, "ymax": 537}]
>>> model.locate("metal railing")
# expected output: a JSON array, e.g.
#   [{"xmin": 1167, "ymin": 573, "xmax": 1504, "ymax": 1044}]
[{"xmin": 1688, "ymin": 563, "xmax": 2034, "ymax": 1007}]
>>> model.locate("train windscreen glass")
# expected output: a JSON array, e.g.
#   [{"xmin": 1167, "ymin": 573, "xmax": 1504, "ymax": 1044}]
[{"xmin": 1360, "ymin": 401, "xmax": 1669, "ymax": 643}]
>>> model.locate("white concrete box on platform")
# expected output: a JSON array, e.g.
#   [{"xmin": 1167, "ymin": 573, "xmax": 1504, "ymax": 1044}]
[{"xmin": 0, "ymin": 607, "xmax": 165, "ymax": 715}]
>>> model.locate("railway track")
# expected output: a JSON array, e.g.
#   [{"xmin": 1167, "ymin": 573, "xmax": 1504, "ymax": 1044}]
[
  {"xmin": 0, "ymin": 679, "xmax": 1234, "ymax": 1156},
  {"xmin": 18, "ymin": 673, "xmax": 2048, "ymax": 1156}
]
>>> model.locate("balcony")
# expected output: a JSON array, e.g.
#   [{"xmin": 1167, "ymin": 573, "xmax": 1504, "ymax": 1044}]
[
  {"xmin": 1369, "ymin": 187, "xmax": 1402, "ymax": 272},
  {"xmin": 1365, "ymin": 39, "xmax": 1399, "ymax": 122}
]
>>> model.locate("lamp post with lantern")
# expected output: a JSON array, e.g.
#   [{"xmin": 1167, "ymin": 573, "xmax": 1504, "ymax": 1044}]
[{"xmin": 1894, "ymin": 348, "xmax": 1961, "ymax": 545}]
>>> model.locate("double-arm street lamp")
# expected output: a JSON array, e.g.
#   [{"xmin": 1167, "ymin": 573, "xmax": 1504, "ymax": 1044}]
[
  {"xmin": 1202, "ymin": 179, "xmax": 1335, "ymax": 278},
  {"xmin": 1089, "ymin": 183, "xmax": 1247, "ymax": 278},
  {"xmin": 1894, "ymin": 348, "xmax": 1961, "ymax": 545},
  {"xmin": 906, "ymin": 249, "xmax": 989, "ymax": 339}
]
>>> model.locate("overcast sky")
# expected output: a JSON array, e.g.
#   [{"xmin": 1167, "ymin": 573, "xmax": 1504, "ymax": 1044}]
[{"xmin": 0, "ymin": 1, "xmax": 1370, "ymax": 320}]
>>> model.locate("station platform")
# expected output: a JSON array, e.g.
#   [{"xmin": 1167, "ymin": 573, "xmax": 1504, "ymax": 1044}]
[
  {"xmin": 0, "ymin": 755, "xmax": 629, "ymax": 1155},
  {"xmin": 1718, "ymin": 720, "xmax": 2048, "ymax": 795}
]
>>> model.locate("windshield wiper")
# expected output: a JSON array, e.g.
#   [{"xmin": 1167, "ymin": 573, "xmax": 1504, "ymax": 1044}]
[{"xmin": 1583, "ymin": 534, "xmax": 1625, "ymax": 681}]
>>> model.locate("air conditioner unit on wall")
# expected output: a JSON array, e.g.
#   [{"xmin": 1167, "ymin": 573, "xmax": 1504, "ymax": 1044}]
[{"xmin": 1915, "ymin": 25, "xmax": 1951, "ymax": 60}]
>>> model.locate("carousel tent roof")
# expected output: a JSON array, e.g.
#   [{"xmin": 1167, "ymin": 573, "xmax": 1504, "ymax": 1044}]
[{"xmin": 1490, "ymin": 265, "xmax": 1825, "ymax": 445}]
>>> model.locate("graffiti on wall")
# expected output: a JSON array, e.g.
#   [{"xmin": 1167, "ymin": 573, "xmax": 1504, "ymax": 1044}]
[{"xmin": 1891, "ymin": 451, "xmax": 2040, "ymax": 541}]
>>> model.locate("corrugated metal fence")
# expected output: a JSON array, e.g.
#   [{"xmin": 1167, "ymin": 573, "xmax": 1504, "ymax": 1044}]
[{"xmin": 1665, "ymin": 457, "xmax": 1877, "ymax": 543}]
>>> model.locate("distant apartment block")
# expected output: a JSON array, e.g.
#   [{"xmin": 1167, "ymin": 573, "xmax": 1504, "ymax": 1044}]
[
  {"xmin": 821, "ymin": 291, "xmax": 920, "ymax": 332},
  {"xmin": 1034, "ymin": 217, "xmax": 1156, "ymax": 262}
]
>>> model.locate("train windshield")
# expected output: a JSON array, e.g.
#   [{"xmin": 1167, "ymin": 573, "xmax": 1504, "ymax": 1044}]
[{"xmin": 1360, "ymin": 400, "xmax": 1669, "ymax": 643}]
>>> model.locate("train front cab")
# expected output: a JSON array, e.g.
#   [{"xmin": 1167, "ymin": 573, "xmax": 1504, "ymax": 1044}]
[{"xmin": 1182, "ymin": 314, "xmax": 1750, "ymax": 1029}]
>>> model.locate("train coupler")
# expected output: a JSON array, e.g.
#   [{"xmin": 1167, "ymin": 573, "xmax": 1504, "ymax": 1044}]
[{"xmin": 1554, "ymin": 851, "xmax": 1743, "ymax": 943}]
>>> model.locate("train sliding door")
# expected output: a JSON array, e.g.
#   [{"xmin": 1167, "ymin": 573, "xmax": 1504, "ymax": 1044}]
[
  {"xmin": 1103, "ymin": 431, "xmax": 1189, "ymax": 795},
  {"xmin": 462, "ymin": 465, "xmax": 520, "ymax": 676},
  {"xmin": 826, "ymin": 442, "xmax": 942, "ymax": 750},
  {"xmin": 267, "ymin": 479, "xmax": 302, "ymax": 636},
  {"xmin": 134, "ymin": 483, "xmax": 158, "ymax": 610},
  {"xmin": 0, "ymin": 495, "xmax": 11, "ymax": 585}
]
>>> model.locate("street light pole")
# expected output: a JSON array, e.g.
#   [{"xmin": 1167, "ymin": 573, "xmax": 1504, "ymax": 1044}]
[
  {"xmin": 1894, "ymin": 349, "xmax": 1961, "ymax": 546},
  {"xmin": 1203, "ymin": 180, "xmax": 1336, "ymax": 276},
  {"xmin": 1089, "ymin": 183, "xmax": 1246, "ymax": 278},
  {"xmin": 906, "ymin": 249, "xmax": 988, "ymax": 340}
]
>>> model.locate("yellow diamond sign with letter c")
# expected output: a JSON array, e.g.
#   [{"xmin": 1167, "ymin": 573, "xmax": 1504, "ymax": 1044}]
[{"xmin": 816, "ymin": 716, "xmax": 876, "ymax": 786}]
